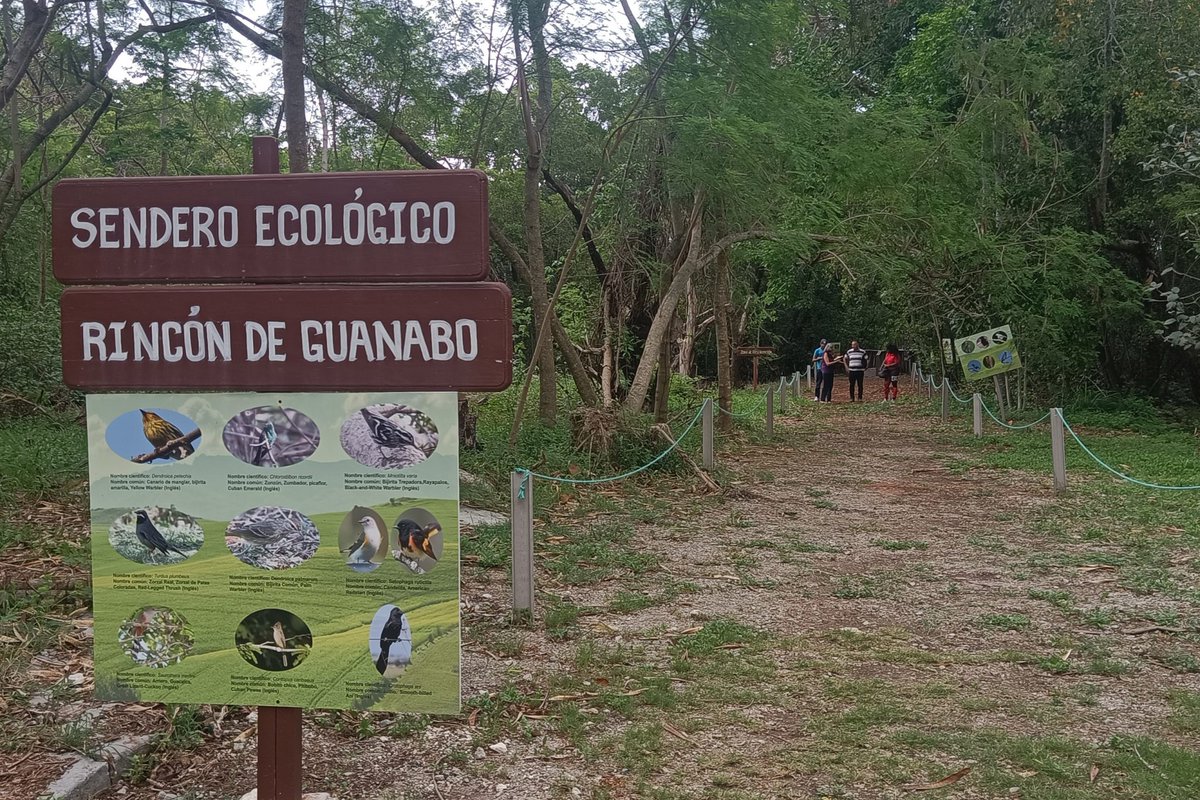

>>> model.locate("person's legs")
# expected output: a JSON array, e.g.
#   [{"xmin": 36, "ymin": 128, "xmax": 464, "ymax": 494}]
[
  {"xmin": 814, "ymin": 368, "xmax": 823, "ymax": 400},
  {"xmin": 849, "ymin": 371, "xmax": 863, "ymax": 400},
  {"xmin": 889, "ymin": 376, "xmax": 899, "ymax": 399},
  {"xmin": 821, "ymin": 372, "xmax": 834, "ymax": 402}
]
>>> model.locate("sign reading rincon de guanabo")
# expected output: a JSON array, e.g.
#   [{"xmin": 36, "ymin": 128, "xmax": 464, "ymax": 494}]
[
  {"xmin": 60, "ymin": 283, "xmax": 512, "ymax": 391},
  {"xmin": 53, "ymin": 171, "xmax": 489, "ymax": 284}
]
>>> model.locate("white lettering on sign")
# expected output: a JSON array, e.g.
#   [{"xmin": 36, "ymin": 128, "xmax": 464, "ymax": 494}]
[
  {"xmin": 77, "ymin": 318, "xmax": 480, "ymax": 364},
  {"xmin": 68, "ymin": 189, "xmax": 458, "ymax": 250},
  {"xmin": 81, "ymin": 320, "xmax": 234, "ymax": 363}
]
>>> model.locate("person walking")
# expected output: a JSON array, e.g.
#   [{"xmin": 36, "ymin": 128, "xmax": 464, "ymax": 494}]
[
  {"xmin": 844, "ymin": 340, "xmax": 867, "ymax": 401},
  {"xmin": 880, "ymin": 343, "xmax": 902, "ymax": 401},
  {"xmin": 819, "ymin": 345, "xmax": 841, "ymax": 402},
  {"xmin": 812, "ymin": 338, "xmax": 827, "ymax": 401}
]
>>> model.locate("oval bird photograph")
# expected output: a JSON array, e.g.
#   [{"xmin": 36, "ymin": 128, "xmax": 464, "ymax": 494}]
[
  {"xmin": 235, "ymin": 609, "xmax": 313, "ymax": 672},
  {"xmin": 108, "ymin": 507, "xmax": 204, "ymax": 565},
  {"xmin": 339, "ymin": 506, "xmax": 388, "ymax": 573},
  {"xmin": 105, "ymin": 407, "xmax": 201, "ymax": 464},
  {"xmin": 339, "ymin": 403, "xmax": 438, "ymax": 469},
  {"xmin": 391, "ymin": 507, "xmax": 444, "ymax": 574},
  {"xmin": 368, "ymin": 604, "xmax": 412, "ymax": 677},
  {"xmin": 118, "ymin": 606, "xmax": 195, "ymax": 669},
  {"xmin": 222, "ymin": 404, "xmax": 320, "ymax": 468},
  {"xmin": 225, "ymin": 506, "xmax": 320, "ymax": 570}
]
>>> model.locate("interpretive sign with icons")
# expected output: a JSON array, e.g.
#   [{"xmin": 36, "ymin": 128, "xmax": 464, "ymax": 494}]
[
  {"xmin": 86, "ymin": 391, "xmax": 460, "ymax": 713},
  {"xmin": 956, "ymin": 324, "xmax": 1021, "ymax": 380}
]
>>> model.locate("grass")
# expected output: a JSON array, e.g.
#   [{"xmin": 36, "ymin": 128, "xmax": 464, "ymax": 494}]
[{"xmin": 980, "ymin": 612, "xmax": 1031, "ymax": 630}]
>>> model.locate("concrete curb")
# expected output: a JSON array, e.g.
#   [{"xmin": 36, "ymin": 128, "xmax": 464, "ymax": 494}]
[{"xmin": 43, "ymin": 735, "xmax": 154, "ymax": 800}]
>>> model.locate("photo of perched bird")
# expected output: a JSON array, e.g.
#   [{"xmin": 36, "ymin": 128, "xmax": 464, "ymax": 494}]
[
  {"xmin": 393, "ymin": 517, "xmax": 442, "ymax": 573},
  {"xmin": 134, "ymin": 509, "xmax": 190, "ymax": 559},
  {"xmin": 360, "ymin": 408, "xmax": 415, "ymax": 449},
  {"xmin": 372, "ymin": 606, "xmax": 412, "ymax": 676},
  {"xmin": 222, "ymin": 405, "xmax": 321, "ymax": 469},
  {"xmin": 225, "ymin": 506, "xmax": 320, "ymax": 570},
  {"xmin": 340, "ymin": 403, "xmax": 438, "ymax": 469},
  {"xmin": 140, "ymin": 409, "xmax": 194, "ymax": 460},
  {"xmin": 234, "ymin": 609, "xmax": 313, "ymax": 672},
  {"xmin": 108, "ymin": 507, "xmax": 203, "ymax": 564},
  {"xmin": 117, "ymin": 606, "xmax": 194, "ymax": 668},
  {"xmin": 344, "ymin": 515, "xmax": 384, "ymax": 564},
  {"xmin": 272, "ymin": 620, "xmax": 290, "ymax": 668},
  {"xmin": 226, "ymin": 517, "xmax": 294, "ymax": 544}
]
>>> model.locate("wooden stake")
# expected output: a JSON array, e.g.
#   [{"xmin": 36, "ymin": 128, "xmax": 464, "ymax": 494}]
[
  {"xmin": 1050, "ymin": 408, "xmax": 1067, "ymax": 492},
  {"xmin": 510, "ymin": 471, "xmax": 535, "ymax": 613},
  {"xmin": 941, "ymin": 379, "xmax": 949, "ymax": 422},
  {"xmin": 765, "ymin": 387, "xmax": 774, "ymax": 437},
  {"xmin": 779, "ymin": 379, "xmax": 787, "ymax": 414},
  {"xmin": 702, "ymin": 398, "xmax": 714, "ymax": 468},
  {"xmin": 972, "ymin": 393, "xmax": 983, "ymax": 437}
]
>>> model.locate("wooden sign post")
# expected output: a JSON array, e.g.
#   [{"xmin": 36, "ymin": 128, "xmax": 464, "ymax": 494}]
[
  {"xmin": 734, "ymin": 346, "xmax": 774, "ymax": 389},
  {"xmin": 57, "ymin": 137, "xmax": 512, "ymax": 800}
]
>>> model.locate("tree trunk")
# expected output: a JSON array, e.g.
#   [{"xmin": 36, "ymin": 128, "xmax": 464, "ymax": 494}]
[
  {"xmin": 512, "ymin": 5, "xmax": 556, "ymax": 424},
  {"xmin": 652, "ymin": 258, "xmax": 674, "ymax": 421},
  {"xmin": 601, "ymin": 282, "xmax": 617, "ymax": 407},
  {"xmin": 281, "ymin": 0, "xmax": 308, "ymax": 173},
  {"xmin": 622, "ymin": 228, "xmax": 775, "ymax": 414},
  {"xmin": 678, "ymin": 277, "xmax": 697, "ymax": 376},
  {"xmin": 714, "ymin": 247, "xmax": 733, "ymax": 434}
]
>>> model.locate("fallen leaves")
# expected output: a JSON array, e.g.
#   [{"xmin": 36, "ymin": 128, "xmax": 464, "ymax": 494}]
[{"xmin": 904, "ymin": 766, "xmax": 971, "ymax": 791}]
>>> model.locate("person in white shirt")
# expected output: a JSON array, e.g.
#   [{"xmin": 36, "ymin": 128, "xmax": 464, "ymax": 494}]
[{"xmin": 844, "ymin": 340, "xmax": 868, "ymax": 401}]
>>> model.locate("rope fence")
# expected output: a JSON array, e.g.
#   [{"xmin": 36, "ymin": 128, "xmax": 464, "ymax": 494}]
[
  {"xmin": 912, "ymin": 360, "xmax": 1200, "ymax": 495},
  {"xmin": 508, "ymin": 371, "xmax": 804, "ymax": 613}
]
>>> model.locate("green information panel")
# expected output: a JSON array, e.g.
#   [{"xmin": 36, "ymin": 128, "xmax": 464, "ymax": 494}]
[
  {"xmin": 956, "ymin": 325, "xmax": 1021, "ymax": 380},
  {"xmin": 86, "ymin": 392, "xmax": 460, "ymax": 713}
]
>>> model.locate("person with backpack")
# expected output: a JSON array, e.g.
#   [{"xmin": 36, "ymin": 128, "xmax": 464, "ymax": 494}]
[
  {"xmin": 812, "ymin": 338, "xmax": 827, "ymax": 400},
  {"xmin": 844, "ymin": 340, "xmax": 868, "ymax": 401},
  {"xmin": 880, "ymin": 343, "xmax": 902, "ymax": 401}
]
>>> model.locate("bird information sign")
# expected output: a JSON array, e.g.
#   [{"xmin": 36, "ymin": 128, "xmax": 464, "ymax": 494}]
[
  {"xmin": 955, "ymin": 324, "xmax": 1021, "ymax": 380},
  {"xmin": 53, "ymin": 170, "xmax": 489, "ymax": 284},
  {"xmin": 85, "ymin": 391, "xmax": 460, "ymax": 714}
]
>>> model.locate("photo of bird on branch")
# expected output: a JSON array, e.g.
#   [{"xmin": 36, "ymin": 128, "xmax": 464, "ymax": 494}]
[
  {"xmin": 104, "ymin": 407, "xmax": 202, "ymax": 464},
  {"xmin": 222, "ymin": 404, "xmax": 320, "ymax": 468},
  {"xmin": 107, "ymin": 507, "xmax": 204, "ymax": 565},
  {"xmin": 339, "ymin": 403, "xmax": 439, "ymax": 469},
  {"xmin": 392, "ymin": 508, "xmax": 444, "ymax": 574},
  {"xmin": 117, "ymin": 606, "xmax": 194, "ymax": 668},
  {"xmin": 225, "ymin": 505, "xmax": 319, "ymax": 570},
  {"xmin": 234, "ymin": 609, "xmax": 313, "ymax": 671}
]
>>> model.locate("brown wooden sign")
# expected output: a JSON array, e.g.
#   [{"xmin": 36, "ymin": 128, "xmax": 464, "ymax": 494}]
[
  {"xmin": 61, "ymin": 283, "xmax": 512, "ymax": 391},
  {"xmin": 53, "ymin": 170, "xmax": 489, "ymax": 284},
  {"xmin": 735, "ymin": 347, "xmax": 776, "ymax": 357}
]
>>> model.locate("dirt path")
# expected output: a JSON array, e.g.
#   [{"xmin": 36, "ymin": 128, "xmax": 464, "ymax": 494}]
[{"xmin": 21, "ymin": 392, "xmax": 1193, "ymax": 800}]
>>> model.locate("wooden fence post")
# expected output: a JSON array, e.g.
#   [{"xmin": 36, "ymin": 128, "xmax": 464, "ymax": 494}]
[
  {"xmin": 794, "ymin": 372, "xmax": 800, "ymax": 399},
  {"xmin": 779, "ymin": 379, "xmax": 787, "ymax": 414},
  {"xmin": 765, "ymin": 387, "xmax": 774, "ymax": 437},
  {"xmin": 510, "ymin": 471, "xmax": 535, "ymax": 614},
  {"xmin": 806, "ymin": 365, "xmax": 812, "ymax": 391},
  {"xmin": 941, "ymin": 380, "xmax": 949, "ymax": 422},
  {"xmin": 702, "ymin": 399, "xmax": 714, "ymax": 468},
  {"xmin": 1050, "ymin": 408, "xmax": 1067, "ymax": 492},
  {"xmin": 972, "ymin": 393, "xmax": 983, "ymax": 437}
]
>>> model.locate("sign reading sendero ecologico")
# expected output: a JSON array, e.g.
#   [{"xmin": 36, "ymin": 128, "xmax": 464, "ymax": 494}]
[
  {"xmin": 53, "ymin": 171, "xmax": 489, "ymax": 283},
  {"xmin": 956, "ymin": 324, "xmax": 1021, "ymax": 380},
  {"xmin": 88, "ymin": 392, "xmax": 460, "ymax": 713}
]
